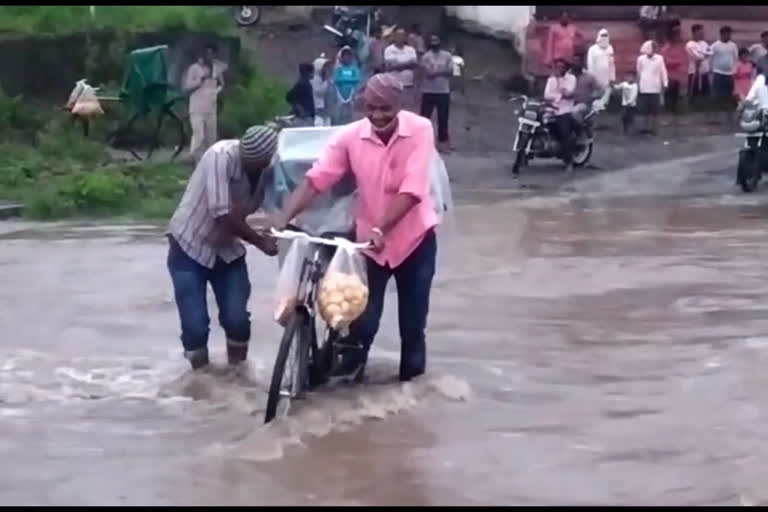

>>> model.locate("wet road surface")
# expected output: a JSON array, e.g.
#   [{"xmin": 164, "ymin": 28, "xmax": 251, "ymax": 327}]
[{"xmin": 2, "ymin": 145, "xmax": 768, "ymax": 505}]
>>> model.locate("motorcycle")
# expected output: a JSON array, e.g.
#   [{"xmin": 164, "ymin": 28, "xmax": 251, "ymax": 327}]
[
  {"xmin": 509, "ymin": 94, "xmax": 597, "ymax": 176},
  {"xmin": 233, "ymin": 6, "xmax": 261, "ymax": 26},
  {"xmin": 323, "ymin": 6, "xmax": 380, "ymax": 51},
  {"xmin": 735, "ymin": 100, "xmax": 768, "ymax": 193}
]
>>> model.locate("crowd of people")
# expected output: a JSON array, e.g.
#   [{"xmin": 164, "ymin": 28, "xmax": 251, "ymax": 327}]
[
  {"xmin": 541, "ymin": 10, "xmax": 768, "ymax": 142},
  {"xmin": 284, "ymin": 24, "xmax": 466, "ymax": 154}
]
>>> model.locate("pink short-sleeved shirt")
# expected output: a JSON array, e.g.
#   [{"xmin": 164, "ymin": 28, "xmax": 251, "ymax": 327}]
[{"xmin": 305, "ymin": 110, "xmax": 438, "ymax": 268}]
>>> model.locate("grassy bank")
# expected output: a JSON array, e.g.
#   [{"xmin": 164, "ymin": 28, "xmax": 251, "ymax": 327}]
[
  {"xmin": 0, "ymin": 47, "xmax": 288, "ymax": 221},
  {"xmin": 0, "ymin": 6, "xmax": 236, "ymax": 36},
  {"xmin": 0, "ymin": 111, "xmax": 191, "ymax": 221}
]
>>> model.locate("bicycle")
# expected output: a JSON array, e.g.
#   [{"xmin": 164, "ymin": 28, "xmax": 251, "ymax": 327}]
[{"xmin": 264, "ymin": 227, "xmax": 370, "ymax": 424}]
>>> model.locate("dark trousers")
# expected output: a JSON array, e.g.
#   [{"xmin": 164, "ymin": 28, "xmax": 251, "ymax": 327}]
[
  {"xmin": 621, "ymin": 106, "xmax": 636, "ymax": 134},
  {"xmin": 348, "ymin": 229, "xmax": 437, "ymax": 381},
  {"xmin": 420, "ymin": 93, "xmax": 451, "ymax": 143},
  {"xmin": 166, "ymin": 236, "xmax": 252, "ymax": 352},
  {"xmin": 553, "ymin": 114, "xmax": 574, "ymax": 165}
]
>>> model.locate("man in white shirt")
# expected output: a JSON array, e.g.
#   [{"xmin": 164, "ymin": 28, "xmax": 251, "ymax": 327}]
[
  {"xmin": 637, "ymin": 41, "xmax": 668, "ymax": 135},
  {"xmin": 183, "ymin": 43, "xmax": 226, "ymax": 164},
  {"xmin": 686, "ymin": 24, "xmax": 712, "ymax": 108},
  {"xmin": 710, "ymin": 26, "xmax": 739, "ymax": 105},
  {"xmin": 750, "ymin": 31, "xmax": 768, "ymax": 74},
  {"xmin": 543, "ymin": 58, "xmax": 577, "ymax": 172},
  {"xmin": 384, "ymin": 27, "xmax": 419, "ymax": 111}
]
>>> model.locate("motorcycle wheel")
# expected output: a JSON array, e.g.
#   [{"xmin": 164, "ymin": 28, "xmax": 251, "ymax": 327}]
[
  {"xmin": 737, "ymin": 149, "xmax": 761, "ymax": 193},
  {"xmin": 512, "ymin": 134, "xmax": 529, "ymax": 176},
  {"xmin": 573, "ymin": 142, "xmax": 593, "ymax": 168},
  {"xmin": 234, "ymin": 6, "xmax": 261, "ymax": 26}
]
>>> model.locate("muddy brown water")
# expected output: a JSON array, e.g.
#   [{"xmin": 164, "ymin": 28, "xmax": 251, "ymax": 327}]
[{"xmin": 2, "ymin": 149, "xmax": 768, "ymax": 505}]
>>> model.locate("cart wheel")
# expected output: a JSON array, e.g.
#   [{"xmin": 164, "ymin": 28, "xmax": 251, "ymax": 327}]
[{"xmin": 111, "ymin": 109, "xmax": 186, "ymax": 162}]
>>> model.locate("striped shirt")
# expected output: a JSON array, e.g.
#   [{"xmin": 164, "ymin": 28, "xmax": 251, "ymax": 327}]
[{"xmin": 168, "ymin": 140, "xmax": 267, "ymax": 268}]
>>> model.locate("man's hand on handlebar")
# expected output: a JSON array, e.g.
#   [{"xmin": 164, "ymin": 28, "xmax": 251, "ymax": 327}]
[
  {"xmin": 253, "ymin": 233, "xmax": 279, "ymax": 257},
  {"xmin": 362, "ymin": 227, "xmax": 385, "ymax": 253}
]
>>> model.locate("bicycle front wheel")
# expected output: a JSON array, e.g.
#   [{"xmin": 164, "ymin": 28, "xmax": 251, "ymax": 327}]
[{"xmin": 265, "ymin": 311, "xmax": 312, "ymax": 424}]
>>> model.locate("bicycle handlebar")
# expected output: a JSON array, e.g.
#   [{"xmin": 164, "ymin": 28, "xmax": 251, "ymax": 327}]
[{"xmin": 269, "ymin": 228, "xmax": 372, "ymax": 250}]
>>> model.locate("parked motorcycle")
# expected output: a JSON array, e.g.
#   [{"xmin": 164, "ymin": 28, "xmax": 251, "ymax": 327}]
[
  {"xmin": 736, "ymin": 100, "xmax": 768, "ymax": 193},
  {"xmin": 509, "ymin": 95, "xmax": 597, "ymax": 176},
  {"xmin": 233, "ymin": 6, "xmax": 261, "ymax": 26},
  {"xmin": 323, "ymin": 6, "xmax": 380, "ymax": 51}
]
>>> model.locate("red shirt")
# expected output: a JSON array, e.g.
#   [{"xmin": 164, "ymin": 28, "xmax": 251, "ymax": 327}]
[{"xmin": 660, "ymin": 41, "xmax": 687, "ymax": 84}]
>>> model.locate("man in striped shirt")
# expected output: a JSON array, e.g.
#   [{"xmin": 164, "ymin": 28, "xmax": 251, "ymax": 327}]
[{"xmin": 167, "ymin": 125, "xmax": 279, "ymax": 370}]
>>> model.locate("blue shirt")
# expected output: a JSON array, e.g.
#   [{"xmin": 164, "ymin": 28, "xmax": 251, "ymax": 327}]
[{"xmin": 334, "ymin": 65, "xmax": 360, "ymax": 101}]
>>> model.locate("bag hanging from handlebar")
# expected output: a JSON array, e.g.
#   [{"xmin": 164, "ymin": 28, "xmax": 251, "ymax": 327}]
[
  {"xmin": 317, "ymin": 243, "xmax": 369, "ymax": 330},
  {"xmin": 273, "ymin": 238, "xmax": 311, "ymax": 326}
]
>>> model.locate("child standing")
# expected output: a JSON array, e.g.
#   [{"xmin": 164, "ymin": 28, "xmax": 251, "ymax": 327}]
[
  {"xmin": 311, "ymin": 57, "xmax": 334, "ymax": 127},
  {"xmin": 450, "ymin": 45, "xmax": 466, "ymax": 95},
  {"xmin": 614, "ymin": 72, "xmax": 639, "ymax": 134},
  {"xmin": 332, "ymin": 46, "xmax": 361, "ymax": 125},
  {"xmin": 734, "ymin": 47, "xmax": 756, "ymax": 104}
]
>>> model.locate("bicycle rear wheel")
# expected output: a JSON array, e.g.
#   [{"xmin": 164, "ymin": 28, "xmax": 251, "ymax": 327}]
[{"xmin": 265, "ymin": 311, "xmax": 312, "ymax": 424}]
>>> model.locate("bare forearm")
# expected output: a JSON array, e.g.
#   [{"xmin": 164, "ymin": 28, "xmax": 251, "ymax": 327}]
[
  {"xmin": 215, "ymin": 213, "xmax": 265, "ymax": 246},
  {"xmin": 377, "ymin": 193, "xmax": 420, "ymax": 234},
  {"xmin": 278, "ymin": 178, "xmax": 320, "ymax": 224}
]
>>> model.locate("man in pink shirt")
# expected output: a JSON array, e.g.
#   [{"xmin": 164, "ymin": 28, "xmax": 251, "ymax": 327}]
[
  {"xmin": 270, "ymin": 73, "xmax": 438, "ymax": 383},
  {"xmin": 545, "ymin": 11, "xmax": 584, "ymax": 67}
]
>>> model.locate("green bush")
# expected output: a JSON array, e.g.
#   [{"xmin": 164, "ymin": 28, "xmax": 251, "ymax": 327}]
[
  {"xmin": 0, "ymin": 6, "xmax": 235, "ymax": 36},
  {"xmin": 219, "ymin": 55, "xmax": 288, "ymax": 139}
]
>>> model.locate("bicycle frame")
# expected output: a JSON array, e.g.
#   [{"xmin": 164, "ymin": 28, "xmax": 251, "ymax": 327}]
[{"xmin": 271, "ymin": 228, "xmax": 370, "ymax": 393}]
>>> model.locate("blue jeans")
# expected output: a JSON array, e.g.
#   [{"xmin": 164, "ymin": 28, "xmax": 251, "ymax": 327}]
[
  {"xmin": 348, "ymin": 229, "xmax": 437, "ymax": 381},
  {"xmin": 166, "ymin": 236, "xmax": 252, "ymax": 352}
]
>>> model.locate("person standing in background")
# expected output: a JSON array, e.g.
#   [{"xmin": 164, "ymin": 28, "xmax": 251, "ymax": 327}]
[
  {"xmin": 545, "ymin": 11, "xmax": 583, "ymax": 67},
  {"xmin": 751, "ymin": 31, "xmax": 768, "ymax": 75},
  {"xmin": 686, "ymin": 24, "xmax": 712, "ymax": 111},
  {"xmin": 419, "ymin": 34, "xmax": 454, "ymax": 153},
  {"xmin": 659, "ymin": 20, "xmax": 687, "ymax": 117},
  {"xmin": 543, "ymin": 58, "xmax": 577, "ymax": 173},
  {"xmin": 183, "ymin": 42, "xmax": 226, "ymax": 164},
  {"xmin": 450, "ymin": 45, "xmax": 466, "ymax": 95},
  {"xmin": 613, "ymin": 72, "xmax": 639, "ymax": 134},
  {"xmin": 333, "ymin": 46, "xmax": 361, "ymax": 125},
  {"xmin": 587, "ymin": 28, "xmax": 616, "ymax": 110},
  {"xmin": 311, "ymin": 57, "xmax": 334, "ymax": 127},
  {"xmin": 749, "ymin": 31, "xmax": 768, "ymax": 66},
  {"xmin": 285, "ymin": 63, "xmax": 315, "ymax": 126},
  {"xmin": 408, "ymin": 23, "xmax": 426, "ymax": 58},
  {"xmin": 710, "ymin": 26, "xmax": 739, "ymax": 124},
  {"xmin": 368, "ymin": 25, "xmax": 388, "ymax": 75},
  {"xmin": 734, "ymin": 48, "xmax": 756, "ymax": 105},
  {"xmin": 636, "ymin": 40, "xmax": 668, "ymax": 135},
  {"xmin": 385, "ymin": 27, "xmax": 419, "ymax": 110}
]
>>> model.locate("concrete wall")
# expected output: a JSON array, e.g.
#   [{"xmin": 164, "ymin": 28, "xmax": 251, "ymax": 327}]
[{"xmin": 445, "ymin": 6, "xmax": 534, "ymax": 54}]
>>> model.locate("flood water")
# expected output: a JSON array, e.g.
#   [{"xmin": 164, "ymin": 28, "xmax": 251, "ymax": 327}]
[{"xmin": 2, "ymin": 150, "xmax": 768, "ymax": 505}]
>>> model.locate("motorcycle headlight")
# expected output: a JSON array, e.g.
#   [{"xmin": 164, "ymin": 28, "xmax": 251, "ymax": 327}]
[{"xmin": 524, "ymin": 110, "xmax": 538, "ymax": 121}]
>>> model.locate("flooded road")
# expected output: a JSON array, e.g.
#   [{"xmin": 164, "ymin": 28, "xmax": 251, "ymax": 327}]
[{"xmin": 3, "ymin": 148, "xmax": 768, "ymax": 505}]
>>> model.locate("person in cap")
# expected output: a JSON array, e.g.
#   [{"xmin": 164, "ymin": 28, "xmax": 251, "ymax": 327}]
[
  {"xmin": 167, "ymin": 125, "xmax": 279, "ymax": 370},
  {"xmin": 269, "ymin": 73, "xmax": 438, "ymax": 383}
]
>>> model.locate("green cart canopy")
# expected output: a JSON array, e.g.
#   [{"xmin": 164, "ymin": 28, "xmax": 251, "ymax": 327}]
[{"xmin": 119, "ymin": 45, "xmax": 183, "ymax": 113}]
